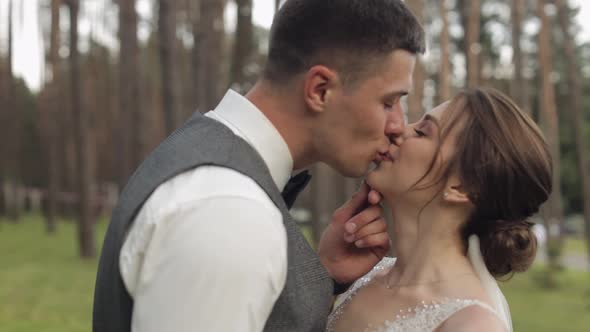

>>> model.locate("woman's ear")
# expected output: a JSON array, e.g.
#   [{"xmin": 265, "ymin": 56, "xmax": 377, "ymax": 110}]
[
  {"xmin": 303, "ymin": 65, "xmax": 337, "ymax": 114},
  {"xmin": 442, "ymin": 176, "xmax": 472, "ymax": 205}
]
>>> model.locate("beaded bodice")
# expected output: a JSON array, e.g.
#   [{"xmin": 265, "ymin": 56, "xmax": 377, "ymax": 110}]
[{"xmin": 326, "ymin": 257, "xmax": 501, "ymax": 332}]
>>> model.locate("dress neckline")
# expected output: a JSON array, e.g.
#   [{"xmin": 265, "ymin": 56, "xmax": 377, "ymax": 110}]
[{"xmin": 326, "ymin": 257, "xmax": 501, "ymax": 332}]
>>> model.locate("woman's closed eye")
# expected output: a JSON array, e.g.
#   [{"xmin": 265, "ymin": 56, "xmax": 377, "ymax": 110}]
[{"xmin": 414, "ymin": 128, "xmax": 426, "ymax": 137}]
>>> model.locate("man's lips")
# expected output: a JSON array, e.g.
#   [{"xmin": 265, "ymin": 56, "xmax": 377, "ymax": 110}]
[{"xmin": 375, "ymin": 152, "xmax": 394, "ymax": 163}]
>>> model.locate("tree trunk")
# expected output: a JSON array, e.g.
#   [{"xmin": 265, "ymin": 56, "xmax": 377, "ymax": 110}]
[
  {"xmin": 6, "ymin": 0, "xmax": 20, "ymax": 222},
  {"xmin": 406, "ymin": 0, "xmax": 425, "ymax": 122},
  {"xmin": 537, "ymin": 0, "xmax": 564, "ymax": 282},
  {"xmin": 45, "ymin": 0, "xmax": 62, "ymax": 233},
  {"xmin": 511, "ymin": 0, "xmax": 531, "ymax": 115},
  {"xmin": 4, "ymin": 0, "xmax": 12, "ymax": 220},
  {"xmin": 119, "ymin": 0, "xmax": 143, "ymax": 186},
  {"xmin": 0, "ymin": 6, "xmax": 4, "ymax": 218},
  {"xmin": 555, "ymin": 0, "xmax": 590, "ymax": 265},
  {"xmin": 465, "ymin": 0, "xmax": 481, "ymax": 88},
  {"xmin": 189, "ymin": 0, "xmax": 201, "ymax": 111},
  {"xmin": 438, "ymin": 0, "xmax": 452, "ymax": 104},
  {"xmin": 68, "ymin": 0, "xmax": 96, "ymax": 259},
  {"xmin": 230, "ymin": 0, "xmax": 254, "ymax": 92},
  {"xmin": 159, "ymin": 0, "xmax": 182, "ymax": 133},
  {"xmin": 199, "ymin": 0, "xmax": 226, "ymax": 112}
]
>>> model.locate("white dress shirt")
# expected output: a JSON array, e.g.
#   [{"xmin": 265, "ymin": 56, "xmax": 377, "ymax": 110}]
[{"xmin": 119, "ymin": 90, "xmax": 293, "ymax": 332}]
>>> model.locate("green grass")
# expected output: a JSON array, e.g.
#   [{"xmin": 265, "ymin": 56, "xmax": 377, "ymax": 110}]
[
  {"xmin": 1, "ymin": 214, "xmax": 589, "ymax": 331},
  {"xmin": 0, "ymin": 214, "xmax": 107, "ymax": 332},
  {"xmin": 564, "ymin": 237, "xmax": 589, "ymax": 255},
  {"xmin": 500, "ymin": 267, "xmax": 590, "ymax": 331}
]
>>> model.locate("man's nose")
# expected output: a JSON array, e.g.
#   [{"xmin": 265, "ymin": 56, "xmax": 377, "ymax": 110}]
[{"xmin": 385, "ymin": 107, "xmax": 405, "ymax": 146}]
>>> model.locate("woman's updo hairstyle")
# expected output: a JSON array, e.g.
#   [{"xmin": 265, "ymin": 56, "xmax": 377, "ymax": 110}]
[{"xmin": 446, "ymin": 88, "xmax": 552, "ymax": 279}]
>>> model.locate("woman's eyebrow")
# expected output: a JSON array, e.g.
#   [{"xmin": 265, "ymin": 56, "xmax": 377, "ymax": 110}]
[{"xmin": 423, "ymin": 114, "xmax": 440, "ymax": 128}]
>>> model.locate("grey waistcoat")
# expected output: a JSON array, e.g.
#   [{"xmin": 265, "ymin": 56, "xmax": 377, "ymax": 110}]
[{"xmin": 93, "ymin": 112, "xmax": 334, "ymax": 332}]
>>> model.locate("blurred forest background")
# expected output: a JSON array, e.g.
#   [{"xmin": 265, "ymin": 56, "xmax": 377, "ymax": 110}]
[{"xmin": 0, "ymin": 0, "xmax": 589, "ymax": 331}]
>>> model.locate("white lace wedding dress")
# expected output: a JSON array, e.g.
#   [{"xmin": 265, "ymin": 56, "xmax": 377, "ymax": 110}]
[{"xmin": 326, "ymin": 235, "xmax": 513, "ymax": 332}]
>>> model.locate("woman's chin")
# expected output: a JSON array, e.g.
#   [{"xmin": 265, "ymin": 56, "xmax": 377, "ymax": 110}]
[
  {"xmin": 366, "ymin": 165, "xmax": 393, "ymax": 193},
  {"xmin": 365, "ymin": 170, "xmax": 379, "ymax": 190}
]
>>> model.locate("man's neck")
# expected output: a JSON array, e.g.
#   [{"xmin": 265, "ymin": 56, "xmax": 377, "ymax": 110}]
[{"xmin": 245, "ymin": 81, "xmax": 317, "ymax": 170}]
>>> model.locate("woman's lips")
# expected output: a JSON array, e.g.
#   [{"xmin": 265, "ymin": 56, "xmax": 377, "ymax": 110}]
[{"xmin": 376, "ymin": 152, "xmax": 394, "ymax": 163}]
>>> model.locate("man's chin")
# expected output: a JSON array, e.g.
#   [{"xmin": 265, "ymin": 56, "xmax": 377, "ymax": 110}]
[
  {"xmin": 343, "ymin": 169, "xmax": 366, "ymax": 178},
  {"xmin": 338, "ymin": 164, "xmax": 369, "ymax": 178},
  {"xmin": 333, "ymin": 158, "xmax": 375, "ymax": 178},
  {"xmin": 365, "ymin": 162, "xmax": 378, "ymax": 175}
]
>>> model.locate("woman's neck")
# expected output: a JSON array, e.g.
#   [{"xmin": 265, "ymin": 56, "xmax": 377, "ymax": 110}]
[{"xmin": 385, "ymin": 200, "xmax": 475, "ymax": 288}]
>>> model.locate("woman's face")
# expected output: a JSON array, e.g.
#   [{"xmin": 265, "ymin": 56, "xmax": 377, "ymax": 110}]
[{"xmin": 367, "ymin": 101, "xmax": 459, "ymax": 203}]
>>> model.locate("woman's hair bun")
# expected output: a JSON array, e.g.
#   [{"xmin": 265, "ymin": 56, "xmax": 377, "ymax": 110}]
[{"xmin": 479, "ymin": 219, "xmax": 537, "ymax": 278}]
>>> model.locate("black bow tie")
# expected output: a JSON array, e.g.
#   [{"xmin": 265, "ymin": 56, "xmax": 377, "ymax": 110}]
[{"xmin": 281, "ymin": 171, "xmax": 312, "ymax": 209}]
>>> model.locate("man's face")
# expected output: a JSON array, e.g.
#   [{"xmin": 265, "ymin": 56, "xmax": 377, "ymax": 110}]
[{"xmin": 315, "ymin": 50, "xmax": 416, "ymax": 177}]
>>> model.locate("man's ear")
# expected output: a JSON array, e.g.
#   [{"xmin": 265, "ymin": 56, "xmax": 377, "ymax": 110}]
[
  {"xmin": 303, "ymin": 65, "xmax": 338, "ymax": 114},
  {"xmin": 442, "ymin": 176, "xmax": 472, "ymax": 205}
]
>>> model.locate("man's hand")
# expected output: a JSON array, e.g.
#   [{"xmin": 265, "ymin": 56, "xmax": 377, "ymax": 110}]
[{"xmin": 317, "ymin": 182, "xmax": 390, "ymax": 285}]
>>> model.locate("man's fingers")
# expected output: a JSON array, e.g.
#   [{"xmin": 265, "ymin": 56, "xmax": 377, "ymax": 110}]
[
  {"xmin": 368, "ymin": 189, "xmax": 382, "ymax": 205},
  {"xmin": 333, "ymin": 182, "xmax": 370, "ymax": 222},
  {"xmin": 343, "ymin": 205, "xmax": 383, "ymax": 234},
  {"xmin": 351, "ymin": 218, "xmax": 388, "ymax": 241},
  {"xmin": 349, "ymin": 181, "xmax": 370, "ymax": 210},
  {"xmin": 354, "ymin": 232, "xmax": 390, "ymax": 249}
]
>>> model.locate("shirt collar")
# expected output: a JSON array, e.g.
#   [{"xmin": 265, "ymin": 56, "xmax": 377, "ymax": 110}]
[{"xmin": 205, "ymin": 90, "xmax": 294, "ymax": 191}]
